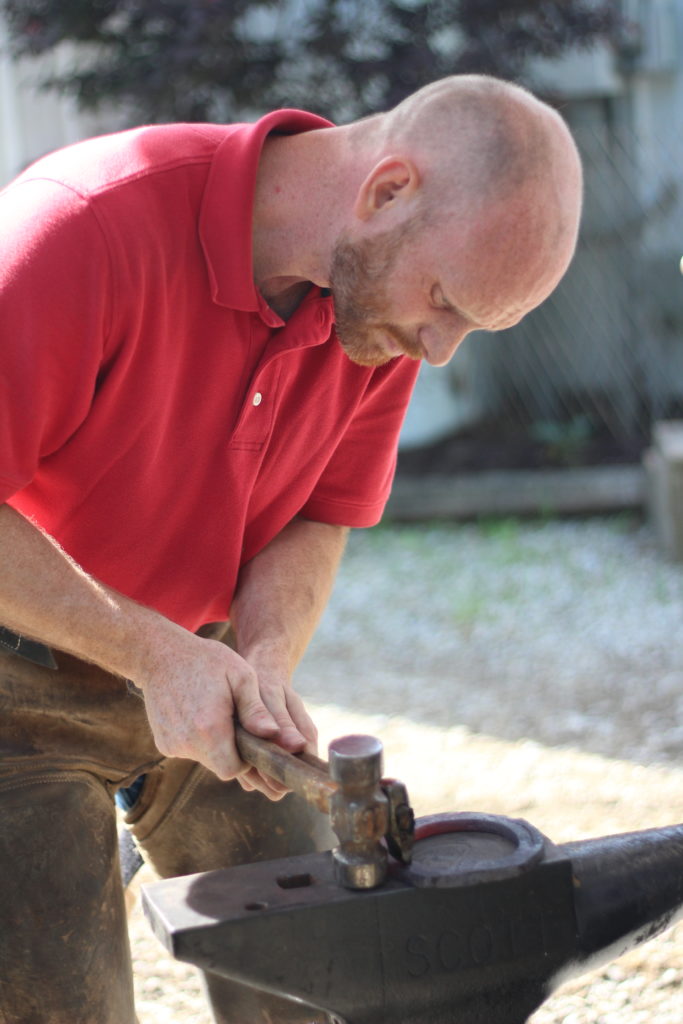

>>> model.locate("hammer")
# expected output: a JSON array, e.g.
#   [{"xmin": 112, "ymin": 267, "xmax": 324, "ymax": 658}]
[{"xmin": 235, "ymin": 725, "xmax": 414, "ymax": 889}]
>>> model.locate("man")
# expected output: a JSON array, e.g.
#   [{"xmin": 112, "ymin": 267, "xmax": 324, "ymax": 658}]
[{"xmin": 0, "ymin": 75, "xmax": 582, "ymax": 1023}]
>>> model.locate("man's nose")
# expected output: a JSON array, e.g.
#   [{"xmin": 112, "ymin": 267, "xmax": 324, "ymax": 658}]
[{"xmin": 419, "ymin": 323, "xmax": 471, "ymax": 367}]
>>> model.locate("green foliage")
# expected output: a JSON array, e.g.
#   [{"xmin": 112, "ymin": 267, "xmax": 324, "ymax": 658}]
[{"xmin": 1, "ymin": 0, "xmax": 622, "ymax": 123}]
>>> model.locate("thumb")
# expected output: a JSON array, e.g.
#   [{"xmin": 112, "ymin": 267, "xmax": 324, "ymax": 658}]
[{"xmin": 234, "ymin": 688, "xmax": 280, "ymax": 738}]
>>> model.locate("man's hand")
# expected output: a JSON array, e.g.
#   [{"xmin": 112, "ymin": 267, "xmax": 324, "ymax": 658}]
[
  {"xmin": 234, "ymin": 640, "xmax": 319, "ymax": 798},
  {"xmin": 137, "ymin": 631, "xmax": 317, "ymax": 800}
]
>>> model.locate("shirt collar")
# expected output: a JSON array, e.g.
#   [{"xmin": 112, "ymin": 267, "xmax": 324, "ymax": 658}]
[{"xmin": 199, "ymin": 109, "xmax": 333, "ymax": 323}]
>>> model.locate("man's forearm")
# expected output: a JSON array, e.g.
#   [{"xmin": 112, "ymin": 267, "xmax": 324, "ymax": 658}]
[
  {"xmin": 0, "ymin": 504, "xmax": 348, "ymax": 789},
  {"xmin": 0, "ymin": 502, "xmax": 285, "ymax": 785},
  {"xmin": 0, "ymin": 502, "xmax": 177, "ymax": 680},
  {"xmin": 230, "ymin": 516, "xmax": 349, "ymax": 675}
]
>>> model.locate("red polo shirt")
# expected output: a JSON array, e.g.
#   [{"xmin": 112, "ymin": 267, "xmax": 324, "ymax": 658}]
[{"xmin": 0, "ymin": 111, "xmax": 419, "ymax": 631}]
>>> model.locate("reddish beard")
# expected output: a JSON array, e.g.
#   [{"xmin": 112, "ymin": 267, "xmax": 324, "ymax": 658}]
[{"xmin": 329, "ymin": 226, "xmax": 424, "ymax": 367}]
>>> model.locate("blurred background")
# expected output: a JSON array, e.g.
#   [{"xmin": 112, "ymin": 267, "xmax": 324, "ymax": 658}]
[{"xmin": 2, "ymin": 3, "xmax": 683, "ymax": 1021}]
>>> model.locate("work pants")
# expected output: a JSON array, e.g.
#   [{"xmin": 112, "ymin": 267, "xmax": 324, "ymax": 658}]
[{"xmin": 0, "ymin": 638, "xmax": 334, "ymax": 1024}]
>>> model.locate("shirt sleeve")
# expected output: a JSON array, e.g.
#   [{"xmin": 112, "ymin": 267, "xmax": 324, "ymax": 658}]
[
  {"xmin": 299, "ymin": 355, "xmax": 420, "ymax": 527},
  {"xmin": 0, "ymin": 178, "xmax": 110, "ymax": 501}
]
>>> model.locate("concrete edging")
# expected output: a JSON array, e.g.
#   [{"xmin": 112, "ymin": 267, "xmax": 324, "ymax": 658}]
[{"xmin": 386, "ymin": 465, "xmax": 646, "ymax": 520}]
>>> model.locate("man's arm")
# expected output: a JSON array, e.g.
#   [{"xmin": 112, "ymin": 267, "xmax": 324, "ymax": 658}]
[
  {"xmin": 0, "ymin": 504, "xmax": 346, "ymax": 796},
  {"xmin": 228, "ymin": 516, "xmax": 349, "ymax": 794}
]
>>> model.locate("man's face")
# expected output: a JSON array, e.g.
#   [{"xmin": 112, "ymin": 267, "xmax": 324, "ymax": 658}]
[{"xmin": 329, "ymin": 198, "xmax": 572, "ymax": 369}]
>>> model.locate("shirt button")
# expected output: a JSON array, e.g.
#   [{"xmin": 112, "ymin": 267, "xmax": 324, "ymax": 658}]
[{"xmin": 252, "ymin": 392, "xmax": 263, "ymax": 407}]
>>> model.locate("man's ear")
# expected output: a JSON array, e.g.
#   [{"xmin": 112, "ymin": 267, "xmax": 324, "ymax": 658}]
[{"xmin": 353, "ymin": 156, "xmax": 420, "ymax": 221}]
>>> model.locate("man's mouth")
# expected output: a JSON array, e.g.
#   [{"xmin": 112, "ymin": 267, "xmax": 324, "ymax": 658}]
[
  {"xmin": 376, "ymin": 326, "xmax": 425, "ymax": 362},
  {"xmin": 380, "ymin": 332, "xmax": 407, "ymax": 358}
]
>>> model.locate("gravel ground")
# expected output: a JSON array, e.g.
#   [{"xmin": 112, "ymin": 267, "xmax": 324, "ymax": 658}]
[{"xmin": 130, "ymin": 514, "xmax": 683, "ymax": 1023}]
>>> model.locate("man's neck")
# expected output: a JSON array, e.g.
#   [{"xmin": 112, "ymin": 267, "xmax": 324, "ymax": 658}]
[
  {"xmin": 251, "ymin": 127, "xmax": 353, "ymax": 311},
  {"xmin": 259, "ymin": 278, "xmax": 313, "ymax": 320}
]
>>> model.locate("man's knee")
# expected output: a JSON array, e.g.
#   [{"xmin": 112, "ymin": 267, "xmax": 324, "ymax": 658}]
[{"xmin": 125, "ymin": 759, "xmax": 335, "ymax": 879}]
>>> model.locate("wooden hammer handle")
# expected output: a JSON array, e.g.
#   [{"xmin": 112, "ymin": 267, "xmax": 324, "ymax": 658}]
[{"xmin": 235, "ymin": 724, "xmax": 338, "ymax": 814}]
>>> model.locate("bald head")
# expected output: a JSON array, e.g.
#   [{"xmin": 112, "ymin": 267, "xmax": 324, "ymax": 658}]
[
  {"xmin": 350, "ymin": 74, "xmax": 582, "ymax": 273},
  {"xmin": 367, "ymin": 76, "xmax": 579, "ymax": 199}
]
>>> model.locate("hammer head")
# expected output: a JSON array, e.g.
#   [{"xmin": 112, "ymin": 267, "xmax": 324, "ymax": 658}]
[{"xmin": 328, "ymin": 735, "xmax": 389, "ymax": 889}]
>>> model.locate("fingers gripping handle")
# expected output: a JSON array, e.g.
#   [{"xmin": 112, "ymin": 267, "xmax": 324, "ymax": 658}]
[{"xmin": 234, "ymin": 724, "xmax": 337, "ymax": 814}]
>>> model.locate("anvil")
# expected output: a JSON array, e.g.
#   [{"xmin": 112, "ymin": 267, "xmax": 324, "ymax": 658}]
[{"xmin": 143, "ymin": 809, "xmax": 683, "ymax": 1023}]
